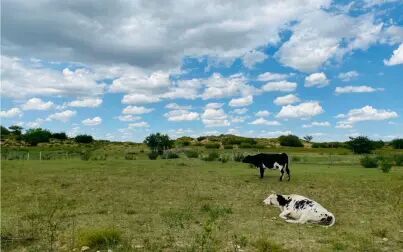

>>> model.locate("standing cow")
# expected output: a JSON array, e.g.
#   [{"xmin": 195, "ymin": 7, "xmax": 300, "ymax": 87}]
[{"xmin": 242, "ymin": 153, "xmax": 290, "ymax": 180}]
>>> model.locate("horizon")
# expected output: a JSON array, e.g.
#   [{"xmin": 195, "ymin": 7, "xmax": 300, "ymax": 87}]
[{"xmin": 1, "ymin": 1, "xmax": 403, "ymax": 142}]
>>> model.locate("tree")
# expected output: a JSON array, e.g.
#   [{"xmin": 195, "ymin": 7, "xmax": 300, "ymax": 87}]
[
  {"xmin": 144, "ymin": 133, "xmax": 174, "ymax": 154},
  {"xmin": 278, "ymin": 135, "xmax": 303, "ymax": 147},
  {"xmin": 23, "ymin": 128, "xmax": 52, "ymax": 146},
  {"xmin": 1, "ymin": 125, "xmax": 10, "ymax": 138},
  {"xmin": 75, "ymin": 134, "xmax": 94, "ymax": 144},
  {"xmin": 390, "ymin": 138, "xmax": 403, "ymax": 149},
  {"xmin": 303, "ymin": 135, "xmax": 313, "ymax": 142},
  {"xmin": 346, "ymin": 136, "xmax": 375, "ymax": 154},
  {"xmin": 9, "ymin": 125, "xmax": 23, "ymax": 136},
  {"xmin": 52, "ymin": 132, "xmax": 68, "ymax": 140}
]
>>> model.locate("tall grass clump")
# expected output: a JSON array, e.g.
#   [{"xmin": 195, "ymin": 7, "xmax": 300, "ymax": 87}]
[
  {"xmin": 380, "ymin": 160, "xmax": 392, "ymax": 173},
  {"xmin": 78, "ymin": 228, "xmax": 121, "ymax": 250},
  {"xmin": 162, "ymin": 152, "xmax": 179, "ymax": 159},
  {"xmin": 223, "ymin": 144, "xmax": 233, "ymax": 149},
  {"xmin": 393, "ymin": 155, "xmax": 403, "ymax": 166},
  {"xmin": 201, "ymin": 152, "xmax": 219, "ymax": 161},
  {"xmin": 184, "ymin": 150, "xmax": 199, "ymax": 158},
  {"xmin": 360, "ymin": 155, "xmax": 379, "ymax": 168},
  {"xmin": 233, "ymin": 153, "xmax": 245, "ymax": 162},
  {"xmin": 148, "ymin": 151, "xmax": 158, "ymax": 160},
  {"xmin": 205, "ymin": 143, "xmax": 220, "ymax": 149}
]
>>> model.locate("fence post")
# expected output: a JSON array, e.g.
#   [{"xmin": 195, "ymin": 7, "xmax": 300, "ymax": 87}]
[
  {"xmin": 40, "ymin": 151, "xmax": 42, "ymax": 161},
  {"xmin": 27, "ymin": 152, "xmax": 30, "ymax": 160}
]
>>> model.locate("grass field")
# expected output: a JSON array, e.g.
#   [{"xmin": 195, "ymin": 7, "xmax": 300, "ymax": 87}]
[{"xmin": 1, "ymin": 152, "xmax": 403, "ymax": 251}]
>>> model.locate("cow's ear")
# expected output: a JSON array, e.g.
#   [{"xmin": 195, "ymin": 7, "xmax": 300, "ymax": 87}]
[{"xmin": 270, "ymin": 190, "xmax": 276, "ymax": 194}]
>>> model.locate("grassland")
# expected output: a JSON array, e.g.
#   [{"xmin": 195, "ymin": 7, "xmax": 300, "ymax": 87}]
[{"xmin": 1, "ymin": 146, "xmax": 403, "ymax": 251}]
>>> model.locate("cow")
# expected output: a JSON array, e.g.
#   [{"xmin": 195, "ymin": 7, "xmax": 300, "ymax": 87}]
[
  {"xmin": 242, "ymin": 153, "xmax": 290, "ymax": 180},
  {"xmin": 263, "ymin": 193, "xmax": 335, "ymax": 227}
]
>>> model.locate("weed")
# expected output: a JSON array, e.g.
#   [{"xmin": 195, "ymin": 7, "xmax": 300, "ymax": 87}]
[
  {"xmin": 185, "ymin": 150, "xmax": 199, "ymax": 158},
  {"xmin": 360, "ymin": 155, "xmax": 379, "ymax": 168},
  {"xmin": 78, "ymin": 227, "xmax": 121, "ymax": 250},
  {"xmin": 253, "ymin": 238, "xmax": 286, "ymax": 252}
]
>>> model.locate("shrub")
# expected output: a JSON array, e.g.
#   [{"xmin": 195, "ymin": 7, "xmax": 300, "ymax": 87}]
[
  {"xmin": 390, "ymin": 138, "xmax": 403, "ymax": 149},
  {"xmin": 78, "ymin": 228, "xmax": 121, "ymax": 250},
  {"xmin": 278, "ymin": 135, "xmax": 303, "ymax": 147},
  {"xmin": 148, "ymin": 152, "xmax": 158, "ymax": 160},
  {"xmin": 219, "ymin": 155, "xmax": 230, "ymax": 163},
  {"xmin": 184, "ymin": 150, "xmax": 199, "ymax": 158},
  {"xmin": 75, "ymin": 134, "xmax": 94, "ymax": 144},
  {"xmin": 239, "ymin": 143, "xmax": 254, "ymax": 148},
  {"xmin": 380, "ymin": 161, "xmax": 392, "ymax": 173},
  {"xmin": 221, "ymin": 136, "xmax": 256, "ymax": 145},
  {"xmin": 124, "ymin": 152, "xmax": 136, "ymax": 160},
  {"xmin": 162, "ymin": 152, "xmax": 179, "ymax": 159},
  {"xmin": 346, "ymin": 136, "xmax": 375, "ymax": 154},
  {"xmin": 253, "ymin": 238, "xmax": 284, "ymax": 252},
  {"xmin": 23, "ymin": 128, "xmax": 52, "ymax": 146},
  {"xmin": 202, "ymin": 152, "xmax": 219, "ymax": 161},
  {"xmin": 144, "ymin": 133, "xmax": 174, "ymax": 154},
  {"xmin": 80, "ymin": 150, "xmax": 91, "ymax": 161},
  {"xmin": 205, "ymin": 143, "xmax": 220, "ymax": 149},
  {"xmin": 51, "ymin": 132, "xmax": 68, "ymax": 140},
  {"xmin": 223, "ymin": 144, "xmax": 233, "ymax": 149},
  {"xmin": 394, "ymin": 155, "xmax": 403, "ymax": 166},
  {"xmin": 360, "ymin": 156, "xmax": 379, "ymax": 168},
  {"xmin": 233, "ymin": 153, "xmax": 245, "ymax": 162}
]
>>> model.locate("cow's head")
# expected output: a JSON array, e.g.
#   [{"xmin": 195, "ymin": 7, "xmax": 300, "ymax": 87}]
[
  {"xmin": 242, "ymin": 155, "xmax": 252, "ymax": 163},
  {"xmin": 263, "ymin": 193, "xmax": 278, "ymax": 206}
]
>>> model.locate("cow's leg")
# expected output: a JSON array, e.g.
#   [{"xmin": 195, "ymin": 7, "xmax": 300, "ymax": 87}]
[
  {"xmin": 279, "ymin": 167, "xmax": 284, "ymax": 181},
  {"xmin": 286, "ymin": 164, "xmax": 291, "ymax": 181},
  {"xmin": 279, "ymin": 210, "xmax": 291, "ymax": 220},
  {"xmin": 259, "ymin": 167, "xmax": 265, "ymax": 178}
]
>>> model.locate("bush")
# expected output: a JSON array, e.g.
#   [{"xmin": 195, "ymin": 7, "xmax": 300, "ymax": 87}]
[
  {"xmin": 360, "ymin": 156, "xmax": 379, "ymax": 168},
  {"xmin": 144, "ymin": 133, "xmax": 174, "ymax": 154},
  {"xmin": 184, "ymin": 150, "xmax": 199, "ymax": 158},
  {"xmin": 80, "ymin": 150, "xmax": 91, "ymax": 161},
  {"xmin": 51, "ymin": 132, "xmax": 68, "ymax": 140},
  {"xmin": 390, "ymin": 138, "xmax": 403, "ymax": 149},
  {"xmin": 219, "ymin": 155, "xmax": 229, "ymax": 163},
  {"xmin": 221, "ymin": 136, "xmax": 257, "ymax": 145},
  {"xmin": 394, "ymin": 155, "xmax": 403, "ymax": 166},
  {"xmin": 75, "ymin": 134, "xmax": 94, "ymax": 144},
  {"xmin": 148, "ymin": 152, "xmax": 159, "ymax": 160},
  {"xmin": 239, "ymin": 143, "xmax": 254, "ymax": 148},
  {"xmin": 223, "ymin": 145, "xmax": 233, "ymax": 149},
  {"xmin": 380, "ymin": 161, "xmax": 392, "ymax": 173},
  {"xmin": 311, "ymin": 142, "xmax": 345, "ymax": 148},
  {"xmin": 78, "ymin": 228, "xmax": 121, "ymax": 250},
  {"xmin": 346, "ymin": 136, "xmax": 375, "ymax": 154},
  {"xmin": 162, "ymin": 152, "xmax": 179, "ymax": 159},
  {"xmin": 233, "ymin": 153, "xmax": 245, "ymax": 162},
  {"xmin": 202, "ymin": 152, "xmax": 219, "ymax": 161},
  {"xmin": 278, "ymin": 135, "xmax": 303, "ymax": 147},
  {"xmin": 23, "ymin": 128, "xmax": 52, "ymax": 146},
  {"xmin": 205, "ymin": 143, "xmax": 220, "ymax": 149},
  {"xmin": 124, "ymin": 152, "xmax": 136, "ymax": 160}
]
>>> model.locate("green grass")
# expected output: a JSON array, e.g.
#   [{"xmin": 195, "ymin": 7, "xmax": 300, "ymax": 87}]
[{"xmin": 1, "ymin": 154, "xmax": 403, "ymax": 251}]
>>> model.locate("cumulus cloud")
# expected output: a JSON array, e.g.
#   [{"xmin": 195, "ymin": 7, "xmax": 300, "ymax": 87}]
[
  {"xmin": 337, "ymin": 106, "xmax": 398, "ymax": 126},
  {"xmin": 164, "ymin": 110, "xmax": 199, "ymax": 121},
  {"xmin": 305, "ymin": 72, "xmax": 329, "ymax": 87},
  {"xmin": 129, "ymin": 122, "xmax": 150, "ymax": 128},
  {"xmin": 165, "ymin": 103, "xmax": 192, "ymax": 110},
  {"xmin": 229, "ymin": 95, "xmax": 253, "ymax": 107},
  {"xmin": 232, "ymin": 108, "xmax": 248, "ymax": 115},
  {"xmin": 255, "ymin": 110, "xmax": 270, "ymax": 117},
  {"xmin": 122, "ymin": 106, "xmax": 154, "ymax": 115},
  {"xmin": 242, "ymin": 50, "xmax": 268, "ymax": 68},
  {"xmin": 249, "ymin": 118, "xmax": 281, "ymax": 126},
  {"xmin": 121, "ymin": 94, "xmax": 160, "ymax": 105},
  {"xmin": 202, "ymin": 103, "xmax": 230, "ymax": 127},
  {"xmin": 335, "ymin": 85, "xmax": 383, "ymax": 94},
  {"xmin": 67, "ymin": 97, "xmax": 103, "ymax": 108},
  {"xmin": 117, "ymin": 114, "xmax": 141, "ymax": 122},
  {"xmin": 384, "ymin": 43, "xmax": 403, "ymax": 66},
  {"xmin": 202, "ymin": 73, "xmax": 255, "ymax": 100},
  {"xmin": 302, "ymin": 121, "xmax": 331, "ymax": 128},
  {"xmin": 273, "ymin": 94, "xmax": 300, "ymax": 106},
  {"xmin": 338, "ymin": 71, "xmax": 359, "ymax": 81},
  {"xmin": 257, "ymin": 72, "xmax": 291, "ymax": 82},
  {"xmin": 21, "ymin": 98, "xmax": 54, "ymax": 110},
  {"xmin": 82, "ymin": 116, "xmax": 102, "ymax": 126},
  {"xmin": 262, "ymin": 81, "xmax": 297, "ymax": 92},
  {"xmin": 277, "ymin": 101, "xmax": 324, "ymax": 119},
  {"xmin": 47, "ymin": 110, "xmax": 76, "ymax": 122},
  {"xmin": 0, "ymin": 107, "xmax": 23, "ymax": 118}
]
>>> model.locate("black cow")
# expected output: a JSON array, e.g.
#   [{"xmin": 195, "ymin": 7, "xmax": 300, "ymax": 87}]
[{"xmin": 243, "ymin": 153, "xmax": 290, "ymax": 180}]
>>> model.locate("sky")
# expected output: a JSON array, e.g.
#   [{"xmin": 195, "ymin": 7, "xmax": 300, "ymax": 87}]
[{"xmin": 1, "ymin": 0, "xmax": 402, "ymax": 142}]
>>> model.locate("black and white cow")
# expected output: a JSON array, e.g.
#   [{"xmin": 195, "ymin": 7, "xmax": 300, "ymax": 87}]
[{"xmin": 242, "ymin": 153, "xmax": 290, "ymax": 180}]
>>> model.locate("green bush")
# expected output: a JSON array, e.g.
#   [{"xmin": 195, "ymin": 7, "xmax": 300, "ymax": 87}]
[
  {"xmin": 223, "ymin": 144, "xmax": 233, "ymax": 149},
  {"xmin": 233, "ymin": 153, "xmax": 245, "ymax": 162},
  {"xmin": 75, "ymin": 134, "xmax": 94, "ymax": 144},
  {"xmin": 23, "ymin": 128, "xmax": 52, "ymax": 146},
  {"xmin": 239, "ymin": 143, "xmax": 254, "ymax": 148},
  {"xmin": 360, "ymin": 156, "xmax": 379, "ymax": 168},
  {"xmin": 390, "ymin": 138, "xmax": 403, "ymax": 149},
  {"xmin": 380, "ymin": 161, "xmax": 392, "ymax": 173},
  {"xmin": 205, "ymin": 143, "xmax": 220, "ymax": 149},
  {"xmin": 393, "ymin": 155, "xmax": 403, "ymax": 166},
  {"xmin": 347, "ymin": 136, "xmax": 375, "ymax": 154},
  {"xmin": 148, "ymin": 152, "xmax": 159, "ymax": 160},
  {"xmin": 78, "ymin": 228, "xmax": 121, "ymax": 250},
  {"xmin": 124, "ymin": 152, "xmax": 136, "ymax": 160},
  {"xmin": 162, "ymin": 152, "xmax": 179, "ymax": 159},
  {"xmin": 80, "ymin": 150, "xmax": 91, "ymax": 161},
  {"xmin": 219, "ymin": 155, "xmax": 229, "ymax": 163},
  {"xmin": 184, "ymin": 150, "xmax": 199, "ymax": 158},
  {"xmin": 202, "ymin": 152, "xmax": 219, "ymax": 161},
  {"xmin": 278, "ymin": 135, "xmax": 303, "ymax": 147}
]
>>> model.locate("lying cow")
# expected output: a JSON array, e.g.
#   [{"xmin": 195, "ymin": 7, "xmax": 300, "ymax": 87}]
[
  {"xmin": 263, "ymin": 193, "xmax": 335, "ymax": 227},
  {"xmin": 242, "ymin": 153, "xmax": 290, "ymax": 180}
]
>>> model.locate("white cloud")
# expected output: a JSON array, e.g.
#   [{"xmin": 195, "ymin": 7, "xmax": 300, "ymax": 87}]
[
  {"xmin": 230, "ymin": 115, "xmax": 247, "ymax": 123},
  {"xmin": 257, "ymin": 72, "xmax": 290, "ymax": 81},
  {"xmin": 122, "ymin": 106, "xmax": 154, "ymax": 115},
  {"xmin": 165, "ymin": 103, "xmax": 192, "ymax": 110},
  {"xmin": 335, "ymin": 85, "xmax": 383, "ymax": 94},
  {"xmin": 47, "ymin": 110, "xmax": 76, "ymax": 122},
  {"xmin": 201, "ymin": 104, "xmax": 230, "ymax": 127},
  {"xmin": 273, "ymin": 94, "xmax": 300, "ymax": 106},
  {"xmin": 249, "ymin": 118, "xmax": 281, "ymax": 126},
  {"xmin": 337, "ymin": 105, "xmax": 398, "ymax": 125},
  {"xmin": 384, "ymin": 43, "xmax": 403, "ymax": 66},
  {"xmin": 232, "ymin": 108, "xmax": 248, "ymax": 115},
  {"xmin": 336, "ymin": 122, "xmax": 353, "ymax": 129},
  {"xmin": 302, "ymin": 121, "xmax": 331, "ymax": 128},
  {"xmin": 338, "ymin": 71, "xmax": 359, "ymax": 81},
  {"xmin": 229, "ymin": 95, "xmax": 253, "ymax": 107},
  {"xmin": 255, "ymin": 110, "xmax": 271, "ymax": 117},
  {"xmin": 121, "ymin": 94, "xmax": 160, "ymax": 105},
  {"xmin": 164, "ymin": 110, "xmax": 199, "ymax": 121},
  {"xmin": 110, "ymin": 70, "xmax": 171, "ymax": 94},
  {"xmin": 277, "ymin": 101, "xmax": 324, "ymax": 119},
  {"xmin": 202, "ymin": 73, "xmax": 255, "ymax": 100},
  {"xmin": 117, "ymin": 114, "xmax": 141, "ymax": 122},
  {"xmin": 242, "ymin": 50, "xmax": 268, "ymax": 68},
  {"xmin": 305, "ymin": 72, "xmax": 329, "ymax": 88},
  {"xmin": 260, "ymin": 130, "xmax": 292, "ymax": 138},
  {"xmin": 129, "ymin": 121, "xmax": 150, "ymax": 128},
  {"xmin": 1, "ymin": 56, "xmax": 105, "ymax": 99},
  {"xmin": 21, "ymin": 98, "xmax": 54, "ymax": 110},
  {"xmin": 0, "ymin": 107, "xmax": 23, "ymax": 118},
  {"xmin": 24, "ymin": 118, "xmax": 45, "ymax": 128},
  {"xmin": 82, "ymin": 116, "xmax": 102, "ymax": 126},
  {"xmin": 262, "ymin": 81, "xmax": 297, "ymax": 92},
  {"xmin": 67, "ymin": 97, "xmax": 103, "ymax": 108},
  {"xmin": 205, "ymin": 103, "xmax": 224, "ymax": 109}
]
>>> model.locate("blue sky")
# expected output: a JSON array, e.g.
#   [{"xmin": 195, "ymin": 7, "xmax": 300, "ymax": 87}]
[{"xmin": 1, "ymin": 0, "xmax": 402, "ymax": 142}]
